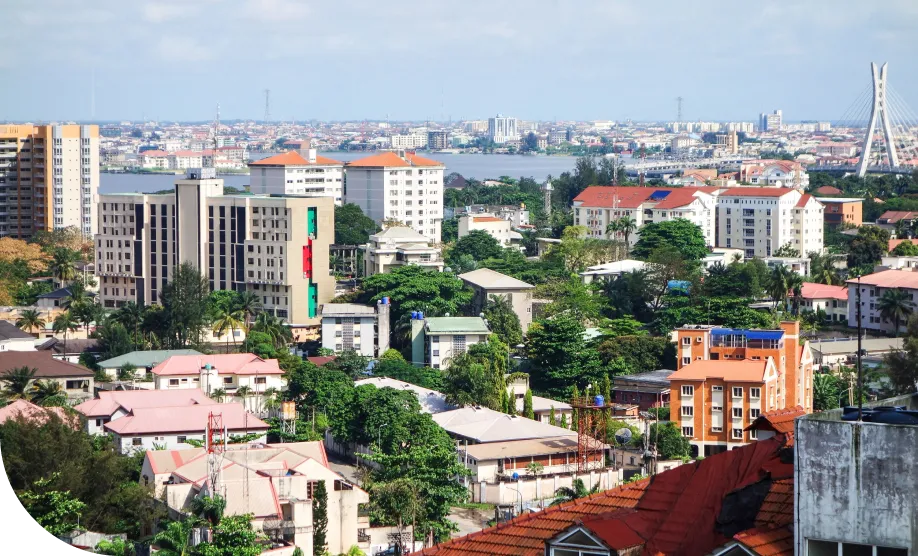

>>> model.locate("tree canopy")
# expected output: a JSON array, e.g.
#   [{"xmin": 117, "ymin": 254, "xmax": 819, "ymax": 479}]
[
  {"xmin": 334, "ymin": 203, "xmax": 379, "ymax": 245},
  {"xmin": 631, "ymin": 219, "xmax": 708, "ymax": 261}
]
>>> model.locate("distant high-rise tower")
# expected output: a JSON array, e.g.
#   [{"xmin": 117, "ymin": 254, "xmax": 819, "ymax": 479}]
[
  {"xmin": 542, "ymin": 179, "xmax": 553, "ymax": 215},
  {"xmin": 488, "ymin": 114, "xmax": 518, "ymax": 144},
  {"xmin": 857, "ymin": 63, "xmax": 899, "ymax": 177}
]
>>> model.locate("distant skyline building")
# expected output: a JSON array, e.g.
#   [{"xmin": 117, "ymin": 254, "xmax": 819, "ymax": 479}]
[
  {"xmin": 760, "ymin": 109, "xmax": 783, "ymax": 131},
  {"xmin": 487, "ymin": 114, "xmax": 518, "ymax": 144},
  {"xmin": 427, "ymin": 130, "xmax": 449, "ymax": 150},
  {"xmin": 0, "ymin": 124, "xmax": 98, "ymax": 238}
]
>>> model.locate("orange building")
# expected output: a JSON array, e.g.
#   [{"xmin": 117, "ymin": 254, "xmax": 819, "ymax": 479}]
[
  {"xmin": 816, "ymin": 197, "xmax": 863, "ymax": 227},
  {"xmin": 670, "ymin": 321, "xmax": 813, "ymax": 456}
]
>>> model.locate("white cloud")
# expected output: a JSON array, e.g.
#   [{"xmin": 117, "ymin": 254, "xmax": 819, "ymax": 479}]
[{"xmin": 156, "ymin": 36, "xmax": 215, "ymax": 62}]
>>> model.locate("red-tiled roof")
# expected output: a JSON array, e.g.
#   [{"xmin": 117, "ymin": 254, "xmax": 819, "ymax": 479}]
[
  {"xmin": 249, "ymin": 151, "xmax": 342, "ymax": 166},
  {"xmin": 745, "ymin": 406, "xmax": 805, "ymax": 447},
  {"xmin": 799, "ymin": 282, "xmax": 847, "ymax": 301},
  {"xmin": 719, "ymin": 187, "xmax": 794, "ymax": 198},
  {"xmin": 846, "ymin": 268, "xmax": 918, "ymax": 290},
  {"xmin": 346, "ymin": 151, "xmax": 443, "ymax": 168},
  {"xmin": 795, "ymin": 194, "xmax": 815, "ymax": 207},
  {"xmin": 668, "ymin": 359, "xmax": 769, "ymax": 382},
  {"xmin": 574, "ymin": 186, "xmax": 659, "ymax": 208},
  {"xmin": 413, "ymin": 435, "xmax": 793, "ymax": 556},
  {"xmin": 307, "ymin": 356, "xmax": 337, "ymax": 367},
  {"xmin": 653, "ymin": 188, "xmax": 703, "ymax": 209},
  {"xmin": 878, "ymin": 210, "xmax": 918, "ymax": 223},
  {"xmin": 815, "ymin": 185, "xmax": 842, "ymax": 195},
  {"xmin": 888, "ymin": 238, "xmax": 918, "ymax": 251},
  {"xmin": 733, "ymin": 526, "xmax": 793, "ymax": 556}
]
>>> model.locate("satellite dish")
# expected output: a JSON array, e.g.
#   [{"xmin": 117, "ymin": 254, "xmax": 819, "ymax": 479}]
[{"xmin": 614, "ymin": 428, "xmax": 632, "ymax": 446}]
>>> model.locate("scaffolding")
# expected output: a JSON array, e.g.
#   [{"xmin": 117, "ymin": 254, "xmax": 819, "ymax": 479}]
[{"xmin": 570, "ymin": 396, "xmax": 609, "ymax": 474}]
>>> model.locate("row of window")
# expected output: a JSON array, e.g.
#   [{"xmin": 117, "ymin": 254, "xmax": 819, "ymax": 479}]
[
  {"xmin": 681, "ymin": 426, "xmax": 756, "ymax": 440},
  {"xmin": 682, "ymin": 406, "xmax": 761, "ymax": 419},
  {"xmin": 681, "ymin": 385, "xmax": 761, "ymax": 398}
]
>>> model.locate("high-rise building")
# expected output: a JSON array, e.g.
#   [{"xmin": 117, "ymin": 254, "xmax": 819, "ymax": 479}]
[
  {"xmin": 487, "ymin": 114, "xmax": 518, "ymax": 144},
  {"xmin": 345, "ymin": 151, "xmax": 445, "ymax": 243},
  {"xmin": 715, "ymin": 187, "xmax": 823, "ymax": 258},
  {"xmin": 759, "ymin": 109, "xmax": 783, "ymax": 131},
  {"xmin": 389, "ymin": 134, "xmax": 428, "ymax": 149},
  {"xmin": 248, "ymin": 150, "xmax": 344, "ymax": 205},
  {"xmin": 95, "ymin": 168, "xmax": 334, "ymax": 328},
  {"xmin": 427, "ymin": 130, "xmax": 449, "ymax": 150},
  {"xmin": 0, "ymin": 124, "xmax": 98, "ymax": 238}
]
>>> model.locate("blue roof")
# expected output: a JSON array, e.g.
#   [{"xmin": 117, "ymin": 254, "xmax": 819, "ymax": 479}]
[
  {"xmin": 649, "ymin": 190, "xmax": 672, "ymax": 201},
  {"xmin": 711, "ymin": 328, "xmax": 783, "ymax": 340}
]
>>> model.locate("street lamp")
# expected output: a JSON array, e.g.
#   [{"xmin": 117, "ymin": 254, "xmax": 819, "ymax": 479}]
[{"xmin": 506, "ymin": 485, "xmax": 523, "ymax": 517}]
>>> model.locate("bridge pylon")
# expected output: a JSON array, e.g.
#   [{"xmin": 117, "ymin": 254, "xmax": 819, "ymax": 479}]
[{"xmin": 857, "ymin": 63, "xmax": 899, "ymax": 177}]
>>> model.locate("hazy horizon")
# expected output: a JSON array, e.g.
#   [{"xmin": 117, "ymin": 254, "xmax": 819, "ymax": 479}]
[{"xmin": 3, "ymin": 0, "xmax": 918, "ymax": 123}]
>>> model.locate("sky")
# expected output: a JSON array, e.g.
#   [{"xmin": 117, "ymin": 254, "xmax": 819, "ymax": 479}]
[{"xmin": 2, "ymin": 0, "xmax": 918, "ymax": 123}]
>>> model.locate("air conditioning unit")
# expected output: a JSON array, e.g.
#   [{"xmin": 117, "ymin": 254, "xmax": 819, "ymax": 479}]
[{"xmin": 695, "ymin": 337, "xmax": 703, "ymax": 343}]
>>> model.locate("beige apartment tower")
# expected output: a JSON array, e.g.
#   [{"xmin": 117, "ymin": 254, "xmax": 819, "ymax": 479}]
[
  {"xmin": 95, "ymin": 168, "xmax": 334, "ymax": 328},
  {"xmin": 0, "ymin": 124, "xmax": 99, "ymax": 238}
]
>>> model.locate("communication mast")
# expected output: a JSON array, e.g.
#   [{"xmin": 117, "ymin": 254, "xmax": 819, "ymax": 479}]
[
  {"xmin": 206, "ymin": 412, "xmax": 227, "ymax": 498},
  {"xmin": 639, "ymin": 143, "xmax": 647, "ymax": 187},
  {"xmin": 263, "ymin": 89, "xmax": 271, "ymax": 124},
  {"xmin": 570, "ymin": 394, "xmax": 609, "ymax": 474},
  {"xmin": 676, "ymin": 96, "xmax": 684, "ymax": 122}
]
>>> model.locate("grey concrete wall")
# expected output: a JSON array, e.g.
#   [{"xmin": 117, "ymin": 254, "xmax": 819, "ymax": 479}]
[{"xmin": 796, "ymin": 416, "xmax": 918, "ymax": 553}]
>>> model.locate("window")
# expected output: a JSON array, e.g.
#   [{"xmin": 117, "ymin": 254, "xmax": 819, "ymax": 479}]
[
  {"xmin": 681, "ymin": 406, "xmax": 694, "ymax": 417},
  {"xmin": 223, "ymin": 377, "xmax": 233, "ymax": 384},
  {"xmin": 749, "ymin": 429, "xmax": 758, "ymax": 440},
  {"xmin": 750, "ymin": 387, "xmax": 761, "ymax": 399},
  {"xmin": 255, "ymin": 377, "xmax": 267, "ymax": 385},
  {"xmin": 750, "ymin": 408, "xmax": 761, "ymax": 419},
  {"xmin": 177, "ymin": 436, "xmax": 187, "ymax": 444},
  {"xmin": 732, "ymin": 428, "xmax": 743, "ymax": 439},
  {"xmin": 712, "ymin": 385, "xmax": 723, "ymax": 392},
  {"xmin": 681, "ymin": 385, "xmax": 694, "ymax": 396},
  {"xmin": 681, "ymin": 337, "xmax": 691, "ymax": 345},
  {"xmin": 732, "ymin": 387, "xmax": 743, "ymax": 398},
  {"xmin": 682, "ymin": 356, "xmax": 691, "ymax": 365},
  {"xmin": 681, "ymin": 426, "xmax": 694, "ymax": 437},
  {"xmin": 712, "ymin": 405, "xmax": 723, "ymax": 412},
  {"xmin": 169, "ymin": 379, "xmax": 179, "ymax": 386},
  {"xmin": 132, "ymin": 438, "xmax": 143, "ymax": 446},
  {"xmin": 732, "ymin": 407, "xmax": 743, "ymax": 418}
]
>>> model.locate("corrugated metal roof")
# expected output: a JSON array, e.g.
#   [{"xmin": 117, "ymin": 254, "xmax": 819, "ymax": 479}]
[{"xmin": 424, "ymin": 317, "xmax": 490, "ymax": 334}]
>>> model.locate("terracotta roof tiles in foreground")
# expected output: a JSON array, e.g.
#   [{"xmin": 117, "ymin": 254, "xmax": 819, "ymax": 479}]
[
  {"xmin": 733, "ymin": 526, "xmax": 793, "ymax": 556},
  {"xmin": 413, "ymin": 435, "xmax": 794, "ymax": 556}
]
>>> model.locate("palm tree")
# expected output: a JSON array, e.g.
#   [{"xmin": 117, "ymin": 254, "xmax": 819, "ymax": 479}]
[
  {"xmin": 61, "ymin": 279, "xmax": 90, "ymax": 310},
  {"xmin": 878, "ymin": 288, "xmax": 915, "ymax": 336},
  {"xmin": 48, "ymin": 248, "xmax": 78, "ymax": 288},
  {"xmin": 251, "ymin": 312, "xmax": 292, "ymax": 348},
  {"xmin": 808, "ymin": 252, "xmax": 841, "ymax": 286},
  {"xmin": 767, "ymin": 265, "xmax": 794, "ymax": 310},
  {"xmin": 114, "ymin": 301, "xmax": 144, "ymax": 349},
  {"xmin": 260, "ymin": 386, "xmax": 279, "ymax": 413},
  {"xmin": 1, "ymin": 366, "xmax": 37, "ymax": 401},
  {"xmin": 31, "ymin": 380, "xmax": 65, "ymax": 406},
  {"xmin": 234, "ymin": 386, "xmax": 252, "ymax": 410},
  {"xmin": 616, "ymin": 215, "xmax": 637, "ymax": 251},
  {"xmin": 16, "ymin": 309, "xmax": 46, "ymax": 337},
  {"xmin": 212, "ymin": 308, "xmax": 244, "ymax": 350},
  {"xmin": 789, "ymin": 274, "xmax": 804, "ymax": 316},
  {"xmin": 235, "ymin": 291, "xmax": 262, "ymax": 331},
  {"xmin": 73, "ymin": 301, "xmax": 103, "ymax": 334},
  {"xmin": 190, "ymin": 494, "xmax": 225, "ymax": 528},
  {"xmin": 210, "ymin": 388, "xmax": 227, "ymax": 403},
  {"xmin": 151, "ymin": 518, "xmax": 195, "ymax": 556},
  {"xmin": 550, "ymin": 479, "xmax": 600, "ymax": 506},
  {"xmin": 52, "ymin": 311, "xmax": 79, "ymax": 354}
]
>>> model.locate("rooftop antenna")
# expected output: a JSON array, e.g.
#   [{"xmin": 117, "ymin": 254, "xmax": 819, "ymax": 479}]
[
  {"xmin": 210, "ymin": 103, "xmax": 220, "ymax": 168},
  {"xmin": 263, "ymin": 89, "xmax": 271, "ymax": 124},
  {"xmin": 90, "ymin": 67, "xmax": 96, "ymax": 121},
  {"xmin": 676, "ymin": 96, "xmax": 684, "ymax": 123}
]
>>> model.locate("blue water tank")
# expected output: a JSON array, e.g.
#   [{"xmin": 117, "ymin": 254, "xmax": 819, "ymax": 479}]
[
  {"xmin": 411, "ymin": 311, "xmax": 418, "ymax": 319},
  {"xmin": 594, "ymin": 395, "xmax": 605, "ymax": 407},
  {"xmin": 511, "ymin": 472, "xmax": 520, "ymax": 480},
  {"xmin": 382, "ymin": 297, "xmax": 390, "ymax": 305},
  {"xmin": 418, "ymin": 312, "xmax": 424, "ymax": 320}
]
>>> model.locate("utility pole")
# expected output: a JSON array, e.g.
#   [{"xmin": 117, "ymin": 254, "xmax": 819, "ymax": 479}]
[{"xmin": 856, "ymin": 275, "xmax": 863, "ymax": 419}]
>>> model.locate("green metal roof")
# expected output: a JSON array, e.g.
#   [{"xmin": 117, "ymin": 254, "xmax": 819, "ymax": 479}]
[
  {"xmin": 98, "ymin": 349, "xmax": 203, "ymax": 369},
  {"xmin": 424, "ymin": 317, "xmax": 490, "ymax": 334}
]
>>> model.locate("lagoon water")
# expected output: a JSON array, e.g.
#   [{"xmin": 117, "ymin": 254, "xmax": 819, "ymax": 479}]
[{"xmin": 99, "ymin": 152, "xmax": 582, "ymax": 194}]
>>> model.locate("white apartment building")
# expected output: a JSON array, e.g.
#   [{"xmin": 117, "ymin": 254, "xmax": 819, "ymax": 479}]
[
  {"xmin": 795, "ymin": 283, "xmax": 848, "ymax": 323},
  {"xmin": 458, "ymin": 213, "xmax": 523, "ymax": 248},
  {"xmin": 488, "ymin": 114, "xmax": 518, "ymax": 144},
  {"xmin": 572, "ymin": 186, "xmax": 717, "ymax": 247},
  {"xmin": 0, "ymin": 124, "xmax": 98, "ymax": 238},
  {"xmin": 320, "ymin": 301, "xmax": 391, "ymax": 357},
  {"xmin": 362, "ymin": 226, "xmax": 443, "ymax": 276},
  {"xmin": 95, "ymin": 168, "xmax": 334, "ymax": 328},
  {"xmin": 249, "ymin": 150, "xmax": 344, "ymax": 205},
  {"xmin": 716, "ymin": 188, "xmax": 823, "ymax": 258},
  {"xmin": 345, "ymin": 151, "xmax": 444, "ymax": 243},
  {"xmin": 410, "ymin": 315, "xmax": 490, "ymax": 369},
  {"xmin": 389, "ymin": 134, "xmax": 428, "ymax": 149},
  {"xmin": 739, "ymin": 160, "xmax": 810, "ymax": 189},
  {"xmin": 847, "ymin": 270, "xmax": 918, "ymax": 333}
]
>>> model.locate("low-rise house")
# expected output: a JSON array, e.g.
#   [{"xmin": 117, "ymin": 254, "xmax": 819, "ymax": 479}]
[
  {"xmin": 0, "ymin": 321, "xmax": 37, "ymax": 351},
  {"xmin": 846, "ymin": 269, "xmax": 918, "ymax": 333},
  {"xmin": 810, "ymin": 337, "xmax": 902, "ymax": 369},
  {"xmin": 97, "ymin": 349, "xmax": 204, "ymax": 378},
  {"xmin": 459, "ymin": 268, "xmax": 535, "ymax": 331},
  {"xmin": 320, "ymin": 300, "xmax": 390, "ymax": 357},
  {"xmin": 460, "ymin": 436, "xmax": 586, "ymax": 481},
  {"xmin": 150, "ymin": 353, "xmax": 286, "ymax": 407},
  {"xmin": 0, "ymin": 399, "xmax": 76, "ymax": 427},
  {"xmin": 579, "ymin": 259, "xmax": 647, "ymax": 284},
  {"xmin": 876, "ymin": 210, "xmax": 918, "ymax": 232},
  {"xmin": 432, "ymin": 406, "xmax": 576, "ymax": 444},
  {"xmin": 354, "ymin": 377, "xmax": 454, "ymax": 414},
  {"xmin": 36, "ymin": 338, "xmax": 101, "ymax": 363},
  {"xmin": 0, "ymin": 351, "xmax": 94, "ymax": 402},
  {"xmin": 75, "ymin": 388, "xmax": 217, "ymax": 435},
  {"xmin": 611, "ymin": 369, "xmax": 672, "ymax": 410},
  {"xmin": 457, "ymin": 214, "xmax": 523, "ymax": 248},
  {"xmin": 410, "ymin": 315, "xmax": 490, "ymax": 368},
  {"xmin": 362, "ymin": 227, "xmax": 444, "ymax": 276},
  {"xmin": 35, "ymin": 286, "xmax": 96, "ymax": 310},
  {"xmin": 104, "ymin": 401, "xmax": 268, "ymax": 454},
  {"xmin": 794, "ymin": 282, "xmax": 848, "ymax": 322},
  {"xmin": 816, "ymin": 197, "xmax": 863, "ymax": 227},
  {"xmin": 143, "ymin": 441, "xmax": 372, "ymax": 555}
]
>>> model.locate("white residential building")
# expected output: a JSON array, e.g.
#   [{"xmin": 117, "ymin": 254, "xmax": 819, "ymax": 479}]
[
  {"xmin": 249, "ymin": 150, "xmax": 344, "ymax": 205},
  {"xmin": 739, "ymin": 160, "xmax": 809, "ymax": 189},
  {"xmin": 410, "ymin": 315, "xmax": 490, "ymax": 369},
  {"xmin": 95, "ymin": 168, "xmax": 335, "ymax": 328},
  {"xmin": 320, "ymin": 301, "xmax": 390, "ymax": 357},
  {"xmin": 74, "ymin": 388, "xmax": 216, "ymax": 435},
  {"xmin": 573, "ymin": 186, "xmax": 717, "ymax": 247},
  {"xmin": 150, "ymin": 353, "xmax": 286, "ymax": 406},
  {"xmin": 488, "ymin": 114, "xmax": 518, "ymax": 144},
  {"xmin": 794, "ymin": 282, "xmax": 848, "ymax": 323},
  {"xmin": 715, "ymin": 188, "xmax": 823, "ymax": 258},
  {"xmin": 457, "ymin": 213, "xmax": 523, "ymax": 248},
  {"xmin": 345, "ymin": 151, "xmax": 444, "ymax": 243},
  {"xmin": 362, "ymin": 226, "xmax": 443, "ymax": 276},
  {"xmin": 847, "ymin": 270, "xmax": 918, "ymax": 333},
  {"xmin": 458, "ymin": 267, "xmax": 535, "ymax": 331},
  {"xmin": 389, "ymin": 134, "xmax": 428, "ymax": 149},
  {"xmin": 0, "ymin": 321, "xmax": 38, "ymax": 351}
]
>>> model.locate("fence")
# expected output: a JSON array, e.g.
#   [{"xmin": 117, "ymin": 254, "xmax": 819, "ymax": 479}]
[{"xmin": 468, "ymin": 468, "xmax": 623, "ymax": 506}]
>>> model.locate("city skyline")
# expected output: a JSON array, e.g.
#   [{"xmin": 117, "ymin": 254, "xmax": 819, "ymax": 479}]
[{"xmin": 2, "ymin": 1, "xmax": 918, "ymax": 122}]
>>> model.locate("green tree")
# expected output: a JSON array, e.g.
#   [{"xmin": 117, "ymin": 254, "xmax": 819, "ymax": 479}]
[
  {"xmin": 97, "ymin": 320, "xmax": 134, "ymax": 360},
  {"xmin": 878, "ymin": 288, "xmax": 915, "ymax": 336},
  {"xmin": 160, "ymin": 262, "xmax": 210, "ymax": 348},
  {"xmin": 550, "ymin": 478, "xmax": 599, "ymax": 505},
  {"xmin": 95, "ymin": 538, "xmax": 136, "ymax": 556},
  {"xmin": 52, "ymin": 310, "xmax": 79, "ymax": 353},
  {"xmin": 118, "ymin": 363, "xmax": 137, "ymax": 382},
  {"xmin": 597, "ymin": 335, "xmax": 675, "ymax": 375},
  {"xmin": 113, "ymin": 301, "xmax": 144, "ymax": 348},
  {"xmin": 48, "ymin": 248, "xmax": 78, "ymax": 287},
  {"xmin": 15, "ymin": 308, "xmax": 45, "ymax": 337},
  {"xmin": 891, "ymin": 241, "xmax": 918, "ymax": 256},
  {"xmin": 527, "ymin": 313, "xmax": 602, "ymax": 397},
  {"xmin": 19, "ymin": 473, "xmax": 86, "ymax": 537},
  {"xmin": 647, "ymin": 422, "xmax": 691, "ymax": 460},
  {"xmin": 632, "ymin": 219, "xmax": 708, "ymax": 261},
  {"xmin": 550, "ymin": 225, "xmax": 617, "ymax": 273},
  {"xmin": 370, "ymin": 479, "xmax": 421, "ymax": 554},
  {"xmin": 1, "ymin": 366, "xmax": 36, "ymax": 401},
  {"xmin": 334, "ymin": 203, "xmax": 379, "ymax": 245},
  {"xmin": 883, "ymin": 313, "xmax": 918, "ymax": 394},
  {"xmin": 606, "ymin": 215, "xmax": 637, "ymax": 253},
  {"xmin": 313, "ymin": 480, "xmax": 328, "ymax": 556},
  {"xmin": 212, "ymin": 307, "xmax": 245, "ymax": 349},
  {"xmin": 250, "ymin": 312, "xmax": 293, "ymax": 348},
  {"xmin": 847, "ymin": 226, "xmax": 889, "ymax": 274},
  {"xmin": 235, "ymin": 290, "xmax": 263, "ymax": 331},
  {"xmin": 373, "ymin": 358, "xmax": 443, "ymax": 390},
  {"xmin": 193, "ymin": 514, "xmax": 263, "ymax": 556},
  {"xmin": 380, "ymin": 348, "xmax": 406, "ymax": 362},
  {"xmin": 807, "ymin": 252, "xmax": 842, "ymax": 286},
  {"xmin": 813, "ymin": 373, "xmax": 842, "ymax": 411},
  {"xmin": 441, "ymin": 340, "xmax": 507, "ymax": 410},
  {"xmin": 324, "ymin": 349, "xmax": 370, "ymax": 379},
  {"xmin": 773, "ymin": 242, "xmax": 801, "ymax": 257},
  {"xmin": 190, "ymin": 495, "xmax": 226, "ymax": 527},
  {"xmin": 483, "ymin": 294, "xmax": 523, "ymax": 347},
  {"xmin": 31, "ymin": 380, "xmax": 65, "ymax": 406},
  {"xmin": 450, "ymin": 230, "xmax": 505, "ymax": 262},
  {"xmin": 522, "ymin": 388, "xmax": 534, "ymax": 419}
]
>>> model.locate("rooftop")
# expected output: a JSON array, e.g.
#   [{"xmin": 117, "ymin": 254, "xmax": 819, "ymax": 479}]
[
  {"xmin": 97, "ymin": 349, "xmax": 204, "ymax": 369},
  {"xmin": 432, "ymin": 406, "xmax": 576, "ymax": 443},
  {"xmin": 809, "ymin": 337, "xmax": 902, "ymax": 356},
  {"xmin": 248, "ymin": 150, "xmax": 342, "ymax": 166},
  {"xmin": 424, "ymin": 317, "xmax": 490, "ymax": 335},
  {"xmin": 75, "ymin": 388, "xmax": 216, "ymax": 418},
  {"xmin": 355, "ymin": 377, "xmax": 454, "ymax": 414},
  {"xmin": 846, "ymin": 268, "xmax": 918, "ymax": 290},
  {"xmin": 151, "ymin": 353, "xmax": 283, "ymax": 376},
  {"xmin": 613, "ymin": 369, "xmax": 675, "ymax": 387},
  {"xmin": 668, "ymin": 359, "xmax": 771, "ymax": 383},
  {"xmin": 719, "ymin": 187, "xmax": 795, "ymax": 198},
  {"xmin": 320, "ymin": 303, "xmax": 378, "ymax": 317},
  {"xmin": 37, "ymin": 286, "xmax": 97, "ymax": 300},
  {"xmin": 346, "ymin": 151, "xmax": 444, "ymax": 168},
  {"xmin": 0, "ymin": 399, "xmax": 75, "ymax": 426},
  {"xmin": 799, "ymin": 282, "xmax": 847, "ymax": 301},
  {"xmin": 458, "ymin": 268, "xmax": 534, "ymax": 290},
  {"xmin": 0, "ymin": 351, "xmax": 93, "ymax": 378},
  {"xmin": 461, "ymin": 436, "xmax": 581, "ymax": 461},
  {"xmin": 0, "ymin": 320, "xmax": 35, "ymax": 341},
  {"xmin": 104, "ymin": 402, "xmax": 268, "ymax": 435},
  {"xmin": 371, "ymin": 226, "xmax": 430, "ymax": 242},
  {"xmin": 814, "ymin": 197, "xmax": 864, "ymax": 203}
]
